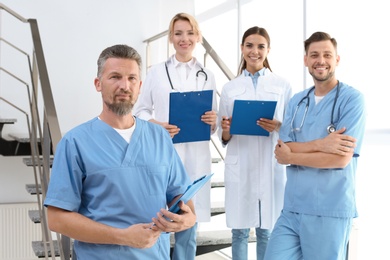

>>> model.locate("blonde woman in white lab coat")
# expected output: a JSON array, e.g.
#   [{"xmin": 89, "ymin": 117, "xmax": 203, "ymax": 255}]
[
  {"xmin": 218, "ymin": 26, "xmax": 292, "ymax": 260},
  {"xmin": 133, "ymin": 13, "xmax": 217, "ymax": 260}
]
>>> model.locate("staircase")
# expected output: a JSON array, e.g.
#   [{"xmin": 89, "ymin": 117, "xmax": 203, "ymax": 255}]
[
  {"xmin": 0, "ymin": 3, "xmax": 69, "ymax": 259},
  {"xmin": 0, "ymin": 3, "xmax": 257, "ymax": 260}
]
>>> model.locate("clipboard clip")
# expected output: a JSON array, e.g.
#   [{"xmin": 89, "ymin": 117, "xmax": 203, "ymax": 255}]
[{"xmin": 191, "ymin": 174, "xmax": 206, "ymax": 185}]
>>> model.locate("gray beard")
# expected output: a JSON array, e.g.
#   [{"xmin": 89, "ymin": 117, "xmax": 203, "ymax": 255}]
[{"xmin": 105, "ymin": 101, "xmax": 133, "ymax": 116}]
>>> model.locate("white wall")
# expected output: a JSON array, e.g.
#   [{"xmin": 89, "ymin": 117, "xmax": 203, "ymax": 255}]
[
  {"xmin": 0, "ymin": 0, "xmax": 194, "ymax": 203},
  {"xmin": 1, "ymin": 1, "xmax": 390, "ymax": 258}
]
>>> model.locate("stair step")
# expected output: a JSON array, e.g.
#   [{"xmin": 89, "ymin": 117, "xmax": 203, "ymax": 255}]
[
  {"xmin": 198, "ymin": 229, "xmax": 256, "ymax": 245},
  {"xmin": 212, "ymin": 158, "xmax": 222, "ymax": 163},
  {"xmin": 0, "ymin": 131, "xmax": 46, "ymax": 155},
  {"xmin": 173, "ymin": 229, "xmax": 256, "ymax": 255},
  {"xmin": 26, "ymin": 184, "xmax": 42, "ymax": 195},
  {"xmin": 210, "ymin": 201, "xmax": 225, "ymax": 216},
  {"xmin": 28, "ymin": 210, "xmax": 41, "ymax": 223},
  {"xmin": 29, "ymin": 201, "xmax": 226, "ymax": 224},
  {"xmin": 0, "ymin": 118, "xmax": 17, "ymax": 133},
  {"xmin": 0, "ymin": 118, "xmax": 17, "ymax": 123},
  {"xmin": 23, "ymin": 156, "xmax": 54, "ymax": 167},
  {"xmin": 0, "ymin": 119, "xmax": 18, "ymax": 155},
  {"xmin": 32, "ymin": 240, "xmax": 62, "ymax": 257},
  {"xmin": 0, "ymin": 118, "xmax": 17, "ymax": 135},
  {"xmin": 32, "ymin": 229, "xmax": 253, "ymax": 257},
  {"xmin": 211, "ymin": 181, "xmax": 224, "ymax": 188},
  {"xmin": 8, "ymin": 133, "xmax": 30, "ymax": 143}
]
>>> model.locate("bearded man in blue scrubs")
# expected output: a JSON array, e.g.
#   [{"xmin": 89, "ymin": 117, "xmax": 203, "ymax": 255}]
[
  {"xmin": 44, "ymin": 44, "xmax": 196, "ymax": 259},
  {"xmin": 265, "ymin": 32, "xmax": 366, "ymax": 260}
]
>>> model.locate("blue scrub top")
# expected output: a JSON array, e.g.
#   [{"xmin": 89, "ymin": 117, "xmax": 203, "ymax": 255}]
[
  {"xmin": 44, "ymin": 117, "xmax": 191, "ymax": 259},
  {"xmin": 279, "ymin": 82, "xmax": 366, "ymax": 218}
]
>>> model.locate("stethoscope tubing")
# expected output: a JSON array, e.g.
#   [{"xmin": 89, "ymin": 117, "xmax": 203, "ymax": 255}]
[
  {"xmin": 165, "ymin": 61, "xmax": 208, "ymax": 91},
  {"xmin": 291, "ymin": 81, "xmax": 340, "ymax": 134}
]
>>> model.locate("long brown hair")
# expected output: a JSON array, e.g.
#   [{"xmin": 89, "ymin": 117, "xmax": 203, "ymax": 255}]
[{"xmin": 237, "ymin": 26, "xmax": 272, "ymax": 76}]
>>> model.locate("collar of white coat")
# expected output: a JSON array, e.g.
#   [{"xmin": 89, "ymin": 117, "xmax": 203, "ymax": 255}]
[
  {"xmin": 231, "ymin": 69, "xmax": 283, "ymax": 95},
  {"xmin": 171, "ymin": 55, "xmax": 196, "ymax": 70},
  {"xmin": 243, "ymin": 67, "xmax": 266, "ymax": 77}
]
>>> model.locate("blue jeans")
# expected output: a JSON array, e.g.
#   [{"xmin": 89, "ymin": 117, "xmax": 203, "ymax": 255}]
[
  {"xmin": 232, "ymin": 227, "xmax": 270, "ymax": 260},
  {"xmin": 172, "ymin": 223, "xmax": 198, "ymax": 260},
  {"xmin": 232, "ymin": 202, "xmax": 270, "ymax": 260}
]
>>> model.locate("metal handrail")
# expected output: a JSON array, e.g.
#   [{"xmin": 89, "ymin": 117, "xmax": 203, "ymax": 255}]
[
  {"xmin": 1, "ymin": 3, "xmax": 67, "ymax": 260},
  {"xmin": 28, "ymin": 19, "xmax": 62, "ymax": 151},
  {"xmin": 0, "ymin": 67, "xmax": 30, "ymax": 86},
  {"xmin": 0, "ymin": 3, "xmax": 27, "ymax": 22},
  {"xmin": 0, "ymin": 36, "xmax": 30, "ymax": 56},
  {"xmin": 201, "ymin": 37, "xmax": 235, "ymax": 81},
  {"xmin": 0, "ymin": 97, "xmax": 49, "ymax": 254}
]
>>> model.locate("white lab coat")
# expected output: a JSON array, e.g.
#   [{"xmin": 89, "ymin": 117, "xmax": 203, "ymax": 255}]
[
  {"xmin": 218, "ymin": 69, "xmax": 292, "ymax": 229},
  {"xmin": 133, "ymin": 55, "xmax": 218, "ymax": 222}
]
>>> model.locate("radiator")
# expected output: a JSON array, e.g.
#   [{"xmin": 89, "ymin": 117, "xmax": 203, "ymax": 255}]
[{"xmin": 0, "ymin": 203, "xmax": 42, "ymax": 260}]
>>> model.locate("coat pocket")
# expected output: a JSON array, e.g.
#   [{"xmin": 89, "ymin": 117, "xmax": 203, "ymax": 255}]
[{"xmin": 224, "ymin": 155, "xmax": 241, "ymax": 182}]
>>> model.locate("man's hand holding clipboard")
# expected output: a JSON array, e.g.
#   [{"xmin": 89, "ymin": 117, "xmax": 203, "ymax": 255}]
[
  {"xmin": 151, "ymin": 174, "xmax": 214, "ymax": 233},
  {"xmin": 168, "ymin": 173, "xmax": 214, "ymax": 214}
]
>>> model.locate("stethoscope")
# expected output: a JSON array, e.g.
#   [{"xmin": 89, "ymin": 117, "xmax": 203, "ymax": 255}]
[
  {"xmin": 291, "ymin": 81, "xmax": 340, "ymax": 134},
  {"xmin": 165, "ymin": 62, "xmax": 208, "ymax": 91}
]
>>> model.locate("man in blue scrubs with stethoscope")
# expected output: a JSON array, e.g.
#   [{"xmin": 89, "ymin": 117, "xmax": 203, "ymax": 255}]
[{"xmin": 264, "ymin": 32, "xmax": 366, "ymax": 260}]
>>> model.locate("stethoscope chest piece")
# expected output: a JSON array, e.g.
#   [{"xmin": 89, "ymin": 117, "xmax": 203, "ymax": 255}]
[{"xmin": 327, "ymin": 124, "xmax": 336, "ymax": 134}]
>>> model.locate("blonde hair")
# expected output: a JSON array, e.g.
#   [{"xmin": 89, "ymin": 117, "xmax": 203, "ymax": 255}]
[{"xmin": 168, "ymin": 13, "xmax": 202, "ymax": 43}]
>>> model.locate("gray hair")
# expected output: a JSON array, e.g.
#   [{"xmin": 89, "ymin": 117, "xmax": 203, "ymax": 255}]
[{"xmin": 97, "ymin": 44, "xmax": 142, "ymax": 78}]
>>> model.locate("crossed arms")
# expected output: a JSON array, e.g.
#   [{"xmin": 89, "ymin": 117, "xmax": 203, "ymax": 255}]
[{"xmin": 275, "ymin": 127, "xmax": 357, "ymax": 169}]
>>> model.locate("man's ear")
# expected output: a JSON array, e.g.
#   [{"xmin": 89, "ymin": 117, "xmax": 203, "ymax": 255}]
[
  {"xmin": 137, "ymin": 80, "xmax": 142, "ymax": 93},
  {"xmin": 303, "ymin": 55, "xmax": 308, "ymax": 67},
  {"xmin": 94, "ymin": 77, "xmax": 101, "ymax": 92}
]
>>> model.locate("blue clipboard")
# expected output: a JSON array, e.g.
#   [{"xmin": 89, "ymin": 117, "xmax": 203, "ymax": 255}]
[
  {"xmin": 169, "ymin": 90, "xmax": 213, "ymax": 144},
  {"xmin": 230, "ymin": 100, "xmax": 277, "ymax": 136},
  {"xmin": 168, "ymin": 173, "xmax": 214, "ymax": 214}
]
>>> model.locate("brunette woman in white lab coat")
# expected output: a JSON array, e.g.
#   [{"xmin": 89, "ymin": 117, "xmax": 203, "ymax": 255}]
[
  {"xmin": 133, "ymin": 13, "xmax": 217, "ymax": 260},
  {"xmin": 218, "ymin": 26, "xmax": 292, "ymax": 260}
]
